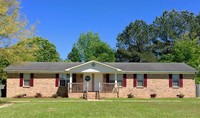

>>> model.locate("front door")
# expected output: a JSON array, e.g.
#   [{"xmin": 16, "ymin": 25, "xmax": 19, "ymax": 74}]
[
  {"xmin": 94, "ymin": 73, "xmax": 103, "ymax": 91},
  {"xmin": 84, "ymin": 74, "xmax": 92, "ymax": 91}
]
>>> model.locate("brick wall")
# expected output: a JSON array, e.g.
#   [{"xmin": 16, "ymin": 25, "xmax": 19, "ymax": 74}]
[
  {"xmin": 7, "ymin": 73, "xmax": 61, "ymax": 97},
  {"xmin": 7, "ymin": 73, "xmax": 85, "ymax": 98},
  {"xmin": 7, "ymin": 76, "xmax": 58, "ymax": 97},
  {"xmin": 119, "ymin": 74, "xmax": 195, "ymax": 98},
  {"xmin": 7, "ymin": 73, "xmax": 195, "ymax": 98},
  {"xmin": 68, "ymin": 93, "xmax": 83, "ymax": 98}
]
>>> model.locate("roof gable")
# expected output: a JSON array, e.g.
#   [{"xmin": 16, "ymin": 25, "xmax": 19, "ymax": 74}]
[{"xmin": 65, "ymin": 60, "xmax": 122, "ymax": 73}]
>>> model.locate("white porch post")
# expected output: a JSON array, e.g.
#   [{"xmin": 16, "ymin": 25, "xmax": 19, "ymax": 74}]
[
  {"xmin": 70, "ymin": 73, "xmax": 72, "ymax": 92},
  {"xmin": 115, "ymin": 73, "xmax": 117, "ymax": 86}
]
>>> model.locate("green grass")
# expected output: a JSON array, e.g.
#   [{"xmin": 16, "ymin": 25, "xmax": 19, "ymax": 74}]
[{"xmin": 1, "ymin": 98, "xmax": 200, "ymax": 118}]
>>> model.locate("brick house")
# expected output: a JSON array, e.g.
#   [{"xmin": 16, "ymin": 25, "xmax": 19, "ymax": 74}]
[{"xmin": 5, "ymin": 60, "xmax": 196, "ymax": 99}]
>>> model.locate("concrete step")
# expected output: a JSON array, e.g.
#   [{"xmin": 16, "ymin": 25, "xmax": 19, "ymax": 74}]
[{"xmin": 87, "ymin": 92, "xmax": 100, "ymax": 99}]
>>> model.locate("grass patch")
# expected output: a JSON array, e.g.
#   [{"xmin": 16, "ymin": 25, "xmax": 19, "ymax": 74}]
[
  {"xmin": 0, "ymin": 98, "xmax": 200, "ymax": 118},
  {"xmin": 0, "ymin": 98, "xmax": 9, "ymax": 104}
]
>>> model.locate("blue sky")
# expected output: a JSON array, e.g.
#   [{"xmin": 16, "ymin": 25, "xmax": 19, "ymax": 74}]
[{"xmin": 21, "ymin": 0, "xmax": 200, "ymax": 59}]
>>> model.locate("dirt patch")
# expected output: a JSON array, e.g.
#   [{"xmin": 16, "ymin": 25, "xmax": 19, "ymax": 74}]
[{"xmin": 0, "ymin": 103, "xmax": 13, "ymax": 109}]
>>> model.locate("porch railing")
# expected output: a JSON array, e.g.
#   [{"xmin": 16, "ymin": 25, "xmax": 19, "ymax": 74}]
[
  {"xmin": 99, "ymin": 83, "xmax": 119, "ymax": 98},
  {"xmin": 68, "ymin": 83, "xmax": 88, "ymax": 99},
  {"xmin": 68, "ymin": 83, "xmax": 88, "ymax": 93},
  {"xmin": 68, "ymin": 83, "xmax": 119, "ymax": 99}
]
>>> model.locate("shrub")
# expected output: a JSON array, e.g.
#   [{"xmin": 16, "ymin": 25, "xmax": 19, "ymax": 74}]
[
  {"xmin": 13, "ymin": 94, "xmax": 26, "ymax": 98},
  {"xmin": 150, "ymin": 93, "xmax": 157, "ymax": 98},
  {"xmin": 177, "ymin": 93, "xmax": 184, "ymax": 98},
  {"xmin": 127, "ymin": 93, "xmax": 134, "ymax": 98},
  {"xmin": 51, "ymin": 94, "xmax": 58, "ymax": 98},
  {"xmin": 34, "ymin": 93, "xmax": 42, "ymax": 98}
]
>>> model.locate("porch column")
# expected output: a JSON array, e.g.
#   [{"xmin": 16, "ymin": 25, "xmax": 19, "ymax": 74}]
[
  {"xmin": 115, "ymin": 73, "xmax": 117, "ymax": 85},
  {"xmin": 70, "ymin": 73, "xmax": 72, "ymax": 92}
]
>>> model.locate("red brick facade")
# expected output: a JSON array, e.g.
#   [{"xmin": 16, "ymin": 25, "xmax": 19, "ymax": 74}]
[
  {"xmin": 118, "ymin": 74, "xmax": 195, "ymax": 98},
  {"xmin": 6, "ymin": 73, "xmax": 195, "ymax": 98}
]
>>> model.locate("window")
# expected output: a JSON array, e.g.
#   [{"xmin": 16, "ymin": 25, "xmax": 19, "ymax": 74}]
[
  {"xmin": 117, "ymin": 74, "xmax": 123, "ymax": 86},
  {"xmin": 109, "ymin": 74, "xmax": 123, "ymax": 86},
  {"xmin": 23, "ymin": 73, "xmax": 30, "ymax": 86},
  {"xmin": 172, "ymin": 74, "xmax": 179, "ymax": 87},
  {"xmin": 109, "ymin": 74, "xmax": 115, "ymax": 83},
  {"xmin": 59, "ymin": 74, "xmax": 69, "ymax": 87},
  {"xmin": 137, "ymin": 74, "xmax": 144, "ymax": 87}
]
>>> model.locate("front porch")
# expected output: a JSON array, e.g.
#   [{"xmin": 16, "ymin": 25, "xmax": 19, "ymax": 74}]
[
  {"xmin": 65, "ymin": 61, "xmax": 122, "ymax": 99},
  {"xmin": 67, "ymin": 73, "xmax": 120, "ymax": 99}
]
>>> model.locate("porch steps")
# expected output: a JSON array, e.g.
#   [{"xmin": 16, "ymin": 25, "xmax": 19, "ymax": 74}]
[{"xmin": 87, "ymin": 92, "xmax": 100, "ymax": 100}]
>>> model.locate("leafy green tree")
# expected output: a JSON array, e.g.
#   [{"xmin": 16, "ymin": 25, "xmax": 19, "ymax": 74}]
[
  {"xmin": 0, "ymin": 0, "xmax": 34, "ymax": 47},
  {"xmin": 151, "ymin": 10, "xmax": 197, "ymax": 59},
  {"xmin": 0, "ymin": 0, "xmax": 35, "ymax": 63},
  {"xmin": 16, "ymin": 37, "xmax": 60, "ymax": 62},
  {"xmin": 161, "ymin": 34, "xmax": 200, "ymax": 83},
  {"xmin": 84, "ymin": 40, "xmax": 115, "ymax": 62},
  {"xmin": 0, "ymin": 57, "xmax": 10, "ymax": 84},
  {"xmin": 193, "ymin": 13, "xmax": 200, "ymax": 39},
  {"xmin": 116, "ymin": 20, "xmax": 157, "ymax": 62},
  {"xmin": 0, "ymin": 0, "xmax": 35, "ymax": 83},
  {"xmin": 67, "ymin": 44, "xmax": 81, "ymax": 62},
  {"xmin": 68, "ymin": 32, "xmax": 115, "ymax": 62}
]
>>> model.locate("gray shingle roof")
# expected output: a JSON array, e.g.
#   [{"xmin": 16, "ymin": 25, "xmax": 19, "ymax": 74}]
[
  {"xmin": 4, "ymin": 62, "xmax": 196, "ymax": 73},
  {"xmin": 106, "ymin": 63, "xmax": 196, "ymax": 72}
]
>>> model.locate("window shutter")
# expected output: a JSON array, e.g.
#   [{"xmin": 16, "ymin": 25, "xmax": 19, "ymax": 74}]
[
  {"xmin": 144, "ymin": 74, "xmax": 147, "ymax": 87},
  {"xmin": 106, "ymin": 74, "xmax": 109, "ymax": 83},
  {"xmin": 123, "ymin": 74, "xmax": 127, "ymax": 87},
  {"xmin": 55, "ymin": 74, "xmax": 59, "ymax": 87},
  {"xmin": 19, "ymin": 73, "xmax": 23, "ymax": 87},
  {"xmin": 180, "ymin": 74, "xmax": 183, "ymax": 88},
  {"xmin": 30, "ymin": 73, "xmax": 34, "ymax": 87},
  {"xmin": 133, "ymin": 74, "xmax": 137, "ymax": 87},
  {"xmin": 72, "ymin": 74, "xmax": 76, "ymax": 83},
  {"xmin": 80, "ymin": 74, "xmax": 83, "ymax": 78},
  {"xmin": 169, "ymin": 74, "xmax": 172, "ymax": 87}
]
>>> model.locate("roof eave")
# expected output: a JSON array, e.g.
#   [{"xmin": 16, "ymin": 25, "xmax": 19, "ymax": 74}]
[
  {"xmin": 122, "ymin": 71, "xmax": 196, "ymax": 74},
  {"xmin": 5, "ymin": 70, "xmax": 66, "ymax": 73},
  {"xmin": 5, "ymin": 70, "xmax": 196, "ymax": 74}
]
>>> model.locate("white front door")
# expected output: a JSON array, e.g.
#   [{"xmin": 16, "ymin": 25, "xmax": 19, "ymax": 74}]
[
  {"xmin": 94, "ymin": 73, "xmax": 103, "ymax": 91},
  {"xmin": 84, "ymin": 74, "xmax": 92, "ymax": 91}
]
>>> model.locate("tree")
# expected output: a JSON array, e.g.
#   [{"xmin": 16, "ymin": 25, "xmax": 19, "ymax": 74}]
[
  {"xmin": 0, "ymin": 0, "xmax": 34, "ymax": 47},
  {"xmin": 68, "ymin": 32, "xmax": 115, "ymax": 62},
  {"xmin": 116, "ymin": 20, "xmax": 157, "ymax": 62},
  {"xmin": 193, "ymin": 13, "xmax": 200, "ymax": 39},
  {"xmin": 16, "ymin": 37, "xmax": 60, "ymax": 62},
  {"xmin": 151, "ymin": 10, "xmax": 196, "ymax": 60},
  {"xmin": 0, "ymin": 0, "xmax": 35, "ymax": 83},
  {"xmin": 67, "ymin": 44, "xmax": 81, "ymax": 62},
  {"xmin": 84, "ymin": 40, "xmax": 115, "ymax": 62},
  {"xmin": 0, "ymin": 56, "xmax": 9, "ymax": 84},
  {"xmin": 161, "ymin": 34, "xmax": 200, "ymax": 83}
]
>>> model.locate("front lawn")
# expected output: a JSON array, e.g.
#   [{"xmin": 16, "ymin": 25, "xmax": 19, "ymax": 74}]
[{"xmin": 0, "ymin": 98, "xmax": 200, "ymax": 118}]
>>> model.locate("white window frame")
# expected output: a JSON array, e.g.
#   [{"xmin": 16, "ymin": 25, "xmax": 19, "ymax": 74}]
[
  {"xmin": 172, "ymin": 74, "xmax": 180, "ymax": 87},
  {"xmin": 109, "ymin": 74, "xmax": 123, "ymax": 86},
  {"xmin": 137, "ymin": 74, "xmax": 144, "ymax": 87},
  {"xmin": 59, "ymin": 74, "xmax": 69, "ymax": 87},
  {"xmin": 23, "ymin": 73, "xmax": 30, "ymax": 87},
  {"xmin": 117, "ymin": 74, "xmax": 123, "ymax": 86}
]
